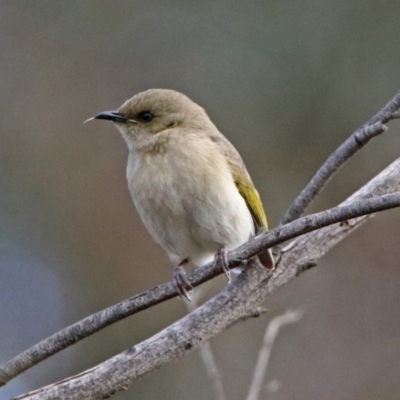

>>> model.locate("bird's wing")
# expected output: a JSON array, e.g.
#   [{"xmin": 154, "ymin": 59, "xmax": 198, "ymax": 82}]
[
  {"xmin": 234, "ymin": 179, "xmax": 268, "ymax": 230},
  {"xmin": 208, "ymin": 132, "xmax": 274, "ymax": 269},
  {"xmin": 209, "ymin": 133, "xmax": 268, "ymax": 231}
]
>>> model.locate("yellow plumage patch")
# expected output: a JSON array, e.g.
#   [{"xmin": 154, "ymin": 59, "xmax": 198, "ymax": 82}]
[{"xmin": 234, "ymin": 179, "xmax": 268, "ymax": 231}]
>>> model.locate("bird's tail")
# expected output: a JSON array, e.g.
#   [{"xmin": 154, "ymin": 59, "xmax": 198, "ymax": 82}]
[{"xmin": 258, "ymin": 248, "xmax": 275, "ymax": 270}]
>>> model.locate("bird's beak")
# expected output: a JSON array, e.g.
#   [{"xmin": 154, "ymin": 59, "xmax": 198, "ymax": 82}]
[{"xmin": 83, "ymin": 111, "xmax": 129, "ymax": 124}]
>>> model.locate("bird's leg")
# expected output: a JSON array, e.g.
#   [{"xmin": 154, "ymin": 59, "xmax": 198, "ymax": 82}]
[
  {"xmin": 214, "ymin": 248, "xmax": 231, "ymax": 282},
  {"xmin": 173, "ymin": 258, "xmax": 193, "ymax": 301}
]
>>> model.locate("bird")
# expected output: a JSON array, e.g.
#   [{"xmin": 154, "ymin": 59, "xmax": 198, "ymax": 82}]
[{"xmin": 87, "ymin": 89, "xmax": 274, "ymax": 299}]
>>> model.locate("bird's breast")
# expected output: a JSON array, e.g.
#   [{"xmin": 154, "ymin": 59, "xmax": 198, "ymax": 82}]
[{"xmin": 126, "ymin": 138, "xmax": 254, "ymax": 265}]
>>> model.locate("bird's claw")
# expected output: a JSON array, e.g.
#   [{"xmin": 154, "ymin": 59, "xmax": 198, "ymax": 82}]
[
  {"xmin": 173, "ymin": 265, "xmax": 193, "ymax": 301},
  {"xmin": 214, "ymin": 248, "xmax": 231, "ymax": 282}
]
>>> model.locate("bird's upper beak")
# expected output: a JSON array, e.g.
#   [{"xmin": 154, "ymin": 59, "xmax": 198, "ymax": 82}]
[
  {"xmin": 95, "ymin": 111, "xmax": 128, "ymax": 123},
  {"xmin": 84, "ymin": 111, "xmax": 131, "ymax": 124}
]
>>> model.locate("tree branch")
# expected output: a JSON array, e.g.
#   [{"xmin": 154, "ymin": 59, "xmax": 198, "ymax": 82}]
[
  {"xmin": 246, "ymin": 309, "xmax": 304, "ymax": 400},
  {"xmin": 1, "ymin": 158, "xmax": 400, "ymax": 388},
  {"xmin": 9, "ymin": 154, "xmax": 400, "ymax": 400},
  {"xmin": 280, "ymin": 90, "xmax": 400, "ymax": 225}
]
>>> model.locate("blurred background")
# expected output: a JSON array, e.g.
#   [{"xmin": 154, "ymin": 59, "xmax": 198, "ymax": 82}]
[{"xmin": 1, "ymin": 1, "xmax": 400, "ymax": 399}]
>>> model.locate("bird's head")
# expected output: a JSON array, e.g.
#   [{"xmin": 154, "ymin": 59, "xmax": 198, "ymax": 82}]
[{"xmin": 87, "ymin": 89, "xmax": 214, "ymax": 150}]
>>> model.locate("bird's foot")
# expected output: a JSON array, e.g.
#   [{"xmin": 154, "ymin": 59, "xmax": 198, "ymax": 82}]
[
  {"xmin": 173, "ymin": 259, "xmax": 193, "ymax": 301},
  {"xmin": 214, "ymin": 248, "xmax": 231, "ymax": 282}
]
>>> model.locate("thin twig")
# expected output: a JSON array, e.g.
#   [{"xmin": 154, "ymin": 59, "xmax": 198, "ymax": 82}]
[
  {"xmin": 246, "ymin": 309, "xmax": 304, "ymax": 400},
  {"xmin": 1, "ymin": 184, "xmax": 400, "ymax": 388},
  {"xmin": 185, "ymin": 293, "xmax": 227, "ymax": 400},
  {"xmin": 281, "ymin": 90, "xmax": 400, "ymax": 225}
]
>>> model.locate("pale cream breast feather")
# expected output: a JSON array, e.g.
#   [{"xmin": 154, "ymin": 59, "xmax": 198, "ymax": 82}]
[{"xmin": 126, "ymin": 132, "xmax": 254, "ymax": 266}]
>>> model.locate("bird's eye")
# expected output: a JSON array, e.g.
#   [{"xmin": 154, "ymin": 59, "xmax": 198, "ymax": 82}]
[{"xmin": 138, "ymin": 111, "xmax": 154, "ymax": 123}]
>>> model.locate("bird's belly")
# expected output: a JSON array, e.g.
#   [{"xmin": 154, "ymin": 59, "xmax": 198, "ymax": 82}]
[{"xmin": 128, "ymin": 154, "xmax": 254, "ymax": 266}]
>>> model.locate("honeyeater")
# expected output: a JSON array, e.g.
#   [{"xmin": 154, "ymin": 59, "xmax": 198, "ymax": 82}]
[{"xmin": 87, "ymin": 89, "xmax": 274, "ymax": 299}]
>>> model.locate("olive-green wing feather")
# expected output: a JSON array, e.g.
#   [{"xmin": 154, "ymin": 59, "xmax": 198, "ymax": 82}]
[
  {"xmin": 232, "ymin": 171, "xmax": 274, "ymax": 269},
  {"xmin": 234, "ymin": 179, "xmax": 268, "ymax": 230},
  {"xmin": 208, "ymin": 132, "xmax": 268, "ymax": 231},
  {"xmin": 209, "ymin": 132, "xmax": 274, "ymax": 269}
]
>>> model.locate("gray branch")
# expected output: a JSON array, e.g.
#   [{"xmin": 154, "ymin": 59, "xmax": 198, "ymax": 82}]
[
  {"xmin": 10, "ymin": 155, "xmax": 400, "ymax": 400},
  {"xmin": 280, "ymin": 90, "xmax": 400, "ymax": 225},
  {"xmin": 2, "ymin": 159, "xmax": 400, "ymax": 389}
]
